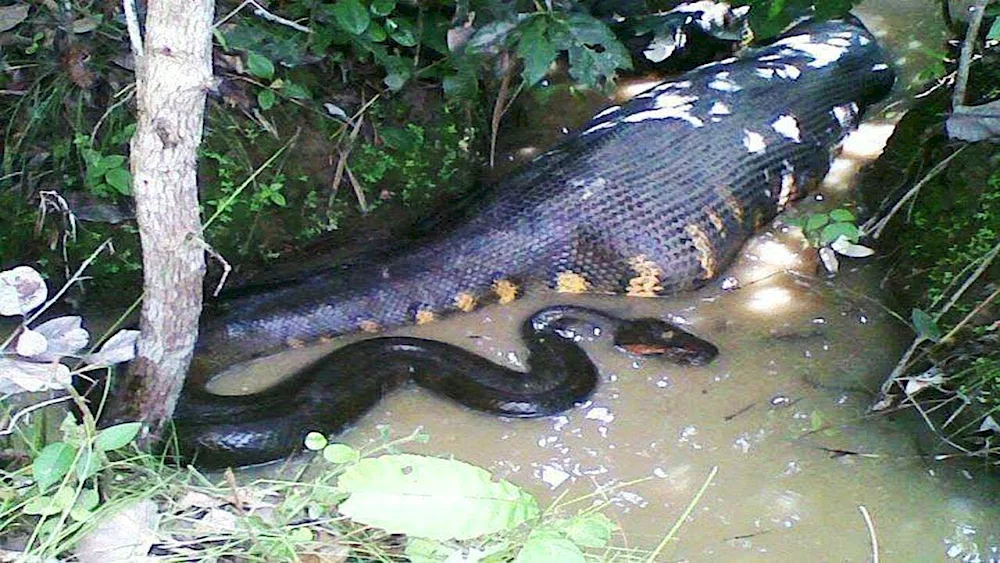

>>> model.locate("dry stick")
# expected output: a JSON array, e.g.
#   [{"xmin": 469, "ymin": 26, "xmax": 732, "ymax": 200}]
[
  {"xmin": 863, "ymin": 146, "xmax": 967, "ymax": 239},
  {"xmin": 952, "ymin": 0, "xmax": 991, "ymax": 108},
  {"xmin": 489, "ymin": 53, "xmax": 514, "ymax": 169},
  {"xmin": 858, "ymin": 505, "xmax": 879, "ymax": 563},
  {"xmin": 329, "ymin": 95, "xmax": 380, "ymax": 212},
  {"xmin": 90, "ymin": 84, "xmax": 137, "ymax": 141},
  {"xmin": 936, "ymin": 239, "xmax": 1000, "ymax": 320},
  {"xmin": 214, "ymin": 0, "xmax": 312, "ymax": 33}
]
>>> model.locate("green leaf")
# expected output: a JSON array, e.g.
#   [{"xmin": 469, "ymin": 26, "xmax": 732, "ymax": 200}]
[
  {"xmin": 443, "ymin": 67, "xmax": 478, "ymax": 100},
  {"xmin": 380, "ymin": 127, "xmax": 418, "ymax": 151},
  {"xmin": 819, "ymin": 222, "xmax": 860, "ymax": 245},
  {"xmin": 367, "ymin": 20, "xmax": 387, "ymax": 42},
  {"xmin": 94, "ymin": 422, "xmax": 141, "ymax": 452},
  {"xmin": 331, "ymin": 0, "xmax": 370, "ymax": 35},
  {"xmin": 269, "ymin": 191, "xmax": 287, "ymax": 206},
  {"xmin": 384, "ymin": 72, "xmax": 407, "ymax": 91},
  {"xmin": 828, "ymin": 208, "xmax": 855, "ymax": 222},
  {"xmin": 304, "ymin": 432, "xmax": 328, "ymax": 451},
  {"xmin": 69, "ymin": 487, "xmax": 99, "ymax": 522},
  {"xmin": 911, "ymin": 308, "xmax": 942, "ymax": 342},
  {"xmin": 282, "ymin": 81, "xmax": 312, "ymax": 100},
  {"xmin": 385, "ymin": 17, "xmax": 418, "ymax": 47},
  {"xmin": 561, "ymin": 513, "xmax": 617, "ymax": 548},
  {"xmin": 23, "ymin": 495, "xmax": 62, "ymax": 516},
  {"xmin": 406, "ymin": 537, "xmax": 457, "ymax": 563},
  {"xmin": 323, "ymin": 443, "xmax": 360, "ymax": 464},
  {"xmin": 371, "ymin": 0, "xmax": 396, "ymax": 16},
  {"xmin": 338, "ymin": 454, "xmax": 540, "ymax": 540},
  {"xmin": 247, "ymin": 51, "xmax": 275, "ymax": 79},
  {"xmin": 105, "ymin": 168, "xmax": 132, "ymax": 195},
  {"xmin": 258, "ymin": 89, "xmax": 277, "ymax": 110},
  {"xmin": 98, "ymin": 154, "xmax": 126, "ymax": 171},
  {"xmin": 33, "ymin": 442, "xmax": 76, "ymax": 492},
  {"xmin": 517, "ymin": 19, "xmax": 557, "ymax": 87},
  {"xmin": 515, "ymin": 537, "xmax": 585, "ymax": 563},
  {"xmin": 804, "ymin": 213, "xmax": 829, "ymax": 233},
  {"xmin": 988, "ymin": 18, "xmax": 1000, "ymax": 41}
]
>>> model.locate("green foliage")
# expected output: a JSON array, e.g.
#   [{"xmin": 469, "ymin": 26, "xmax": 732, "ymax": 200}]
[
  {"xmin": 906, "ymin": 163, "xmax": 1000, "ymax": 309},
  {"xmin": 75, "ymin": 134, "xmax": 134, "ymax": 197},
  {"xmin": 786, "ymin": 207, "xmax": 862, "ymax": 247},
  {"xmin": 349, "ymin": 103, "xmax": 479, "ymax": 205},
  {"xmin": 743, "ymin": 0, "xmax": 860, "ymax": 39},
  {"xmin": 3, "ymin": 415, "xmax": 146, "ymax": 553}
]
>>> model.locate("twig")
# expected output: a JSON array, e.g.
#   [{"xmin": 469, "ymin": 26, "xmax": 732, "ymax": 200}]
[
  {"xmin": 489, "ymin": 53, "xmax": 514, "ymax": 169},
  {"xmin": 647, "ymin": 466, "xmax": 718, "ymax": 562},
  {"xmin": 952, "ymin": 0, "xmax": 990, "ymax": 108},
  {"xmin": 190, "ymin": 236, "xmax": 233, "ymax": 296},
  {"xmin": 215, "ymin": 0, "xmax": 312, "ymax": 33},
  {"xmin": 328, "ymin": 94, "xmax": 380, "ymax": 212},
  {"xmin": 122, "ymin": 0, "xmax": 144, "ymax": 57},
  {"xmin": 91, "ymin": 84, "xmax": 137, "ymax": 141},
  {"xmin": 0, "ymin": 395, "xmax": 74, "ymax": 437},
  {"xmin": 936, "ymin": 239, "xmax": 1000, "ymax": 320},
  {"xmin": 858, "ymin": 505, "xmax": 879, "ymax": 563},
  {"xmin": 344, "ymin": 164, "xmax": 369, "ymax": 213},
  {"xmin": 21, "ymin": 239, "xmax": 114, "ymax": 328},
  {"xmin": 863, "ymin": 146, "xmax": 967, "ymax": 239}
]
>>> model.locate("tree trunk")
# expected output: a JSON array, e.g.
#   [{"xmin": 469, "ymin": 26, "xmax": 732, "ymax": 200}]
[{"xmin": 118, "ymin": 0, "xmax": 214, "ymax": 435}]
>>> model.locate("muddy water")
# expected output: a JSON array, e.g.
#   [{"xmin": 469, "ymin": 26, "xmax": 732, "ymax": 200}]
[{"xmin": 216, "ymin": 4, "xmax": 1000, "ymax": 561}]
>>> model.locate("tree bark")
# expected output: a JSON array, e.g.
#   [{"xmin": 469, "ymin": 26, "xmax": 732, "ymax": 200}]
[{"xmin": 118, "ymin": 0, "xmax": 214, "ymax": 435}]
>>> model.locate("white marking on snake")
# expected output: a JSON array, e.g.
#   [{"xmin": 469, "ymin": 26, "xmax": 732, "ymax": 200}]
[
  {"xmin": 709, "ymin": 101, "xmax": 731, "ymax": 115},
  {"xmin": 743, "ymin": 130, "xmax": 767, "ymax": 153},
  {"xmin": 771, "ymin": 114, "xmax": 801, "ymax": 142},
  {"xmin": 623, "ymin": 94, "xmax": 703, "ymax": 127},
  {"xmin": 772, "ymin": 33, "xmax": 850, "ymax": 68}
]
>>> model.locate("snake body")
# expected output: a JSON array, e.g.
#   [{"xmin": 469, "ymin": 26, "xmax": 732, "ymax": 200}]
[{"xmin": 171, "ymin": 17, "xmax": 894, "ymax": 468}]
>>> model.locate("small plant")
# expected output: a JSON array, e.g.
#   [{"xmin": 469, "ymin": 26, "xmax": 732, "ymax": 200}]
[
  {"xmin": 74, "ymin": 134, "xmax": 133, "ymax": 198},
  {"xmin": 0, "ymin": 256, "xmax": 145, "ymax": 557},
  {"xmin": 786, "ymin": 207, "xmax": 874, "ymax": 272},
  {"xmin": 786, "ymin": 208, "xmax": 875, "ymax": 273}
]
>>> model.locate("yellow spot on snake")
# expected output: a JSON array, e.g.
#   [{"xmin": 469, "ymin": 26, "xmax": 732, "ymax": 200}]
[
  {"xmin": 685, "ymin": 224, "xmax": 717, "ymax": 280},
  {"xmin": 286, "ymin": 337, "xmax": 306, "ymax": 349},
  {"xmin": 415, "ymin": 309, "xmax": 436, "ymax": 325},
  {"xmin": 358, "ymin": 320, "xmax": 381, "ymax": 333},
  {"xmin": 716, "ymin": 186, "xmax": 744, "ymax": 223},
  {"xmin": 493, "ymin": 279, "xmax": 519, "ymax": 304},
  {"xmin": 778, "ymin": 171, "xmax": 796, "ymax": 210},
  {"xmin": 454, "ymin": 292, "xmax": 477, "ymax": 312},
  {"xmin": 626, "ymin": 254, "xmax": 664, "ymax": 297},
  {"xmin": 706, "ymin": 210, "xmax": 727, "ymax": 237},
  {"xmin": 556, "ymin": 271, "xmax": 590, "ymax": 293}
]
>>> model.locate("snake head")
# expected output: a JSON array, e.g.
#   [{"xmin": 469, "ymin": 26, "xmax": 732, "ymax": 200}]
[{"xmin": 613, "ymin": 318, "xmax": 718, "ymax": 366}]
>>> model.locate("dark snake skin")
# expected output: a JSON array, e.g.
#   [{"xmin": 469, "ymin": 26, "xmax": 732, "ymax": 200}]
[
  {"xmin": 175, "ymin": 305, "xmax": 717, "ymax": 468},
  {"xmin": 173, "ymin": 17, "xmax": 895, "ymax": 466}
]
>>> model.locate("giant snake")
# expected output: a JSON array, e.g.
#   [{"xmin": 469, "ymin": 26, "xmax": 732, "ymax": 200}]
[{"xmin": 97, "ymin": 13, "xmax": 897, "ymax": 468}]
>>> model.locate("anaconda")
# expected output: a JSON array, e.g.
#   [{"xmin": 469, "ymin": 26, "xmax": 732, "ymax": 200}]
[{"xmin": 169, "ymin": 17, "xmax": 895, "ymax": 467}]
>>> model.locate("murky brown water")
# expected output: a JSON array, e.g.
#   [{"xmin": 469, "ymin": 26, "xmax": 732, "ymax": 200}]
[{"xmin": 214, "ymin": 3, "xmax": 1000, "ymax": 561}]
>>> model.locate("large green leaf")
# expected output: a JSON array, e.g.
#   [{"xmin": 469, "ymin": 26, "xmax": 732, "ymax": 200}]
[
  {"xmin": 517, "ymin": 18, "xmax": 557, "ymax": 87},
  {"xmin": 94, "ymin": 421, "xmax": 141, "ymax": 452},
  {"xmin": 331, "ymin": 0, "xmax": 370, "ymax": 35},
  {"xmin": 338, "ymin": 454, "xmax": 539, "ymax": 540}
]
